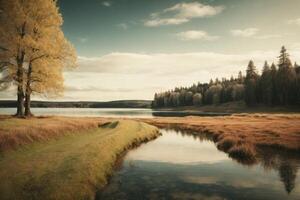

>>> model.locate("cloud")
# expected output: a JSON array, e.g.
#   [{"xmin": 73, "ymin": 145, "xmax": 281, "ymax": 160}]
[
  {"xmin": 176, "ymin": 30, "xmax": 219, "ymax": 41},
  {"xmin": 116, "ymin": 23, "xmax": 128, "ymax": 30},
  {"xmin": 231, "ymin": 28, "xmax": 259, "ymax": 37},
  {"xmin": 287, "ymin": 18, "xmax": 300, "ymax": 26},
  {"xmin": 145, "ymin": 2, "xmax": 224, "ymax": 27},
  {"xmin": 254, "ymin": 34, "xmax": 281, "ymax": 39},
  {"xmin": 2, "ymin": 49, "xmax": 300, "ymax": 101},
  {"xmin": 102, "ymin": 1, "xmax": 111, "ymax": 7},
  {"xmin": 75, "ymin": 49, "xmax": 300, "ymax": 76},
  {"xmin": 230, "ymin": 28, "xmax": 281, "ymax": 39}
]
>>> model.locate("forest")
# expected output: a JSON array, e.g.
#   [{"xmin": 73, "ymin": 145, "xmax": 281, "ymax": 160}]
[{"xmin": 153, "ymin": 46, "xmax": 300, "ymax": 108}]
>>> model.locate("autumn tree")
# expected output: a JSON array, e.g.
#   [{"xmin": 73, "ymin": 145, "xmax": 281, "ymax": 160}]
[{"xmin": 0, "ymin": 0, "xmax": 76, "ymax": 117}]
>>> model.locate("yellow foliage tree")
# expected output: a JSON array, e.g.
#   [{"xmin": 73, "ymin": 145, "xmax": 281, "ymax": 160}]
[{"xmin": 0, "ymin": 0, "xmax": 77, "ymax": 117}]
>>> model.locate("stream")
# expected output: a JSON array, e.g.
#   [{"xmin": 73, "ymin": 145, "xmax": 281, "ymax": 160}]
[{"xmin": 97, "ymin": 128, "xmax": 300, "ymax": 200}]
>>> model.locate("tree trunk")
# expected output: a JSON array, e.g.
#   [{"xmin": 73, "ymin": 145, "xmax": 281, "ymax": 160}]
[
  {"xmin": 24, "ymin": 92, "xmax": 32, "ymax": 117},
  {"xmin": 25, "ymin": 63, "xmax": 33, "ymax": 117},
  {"xmin": 16, "ymin": 89, "xmax": 24, "ymax": 117},
  {"xmin": 15, "ymin": 52, "xmax": 25, "ymax": 117}
]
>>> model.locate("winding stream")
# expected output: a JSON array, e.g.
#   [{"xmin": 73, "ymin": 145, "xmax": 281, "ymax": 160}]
[{"xmin": 97, "ymin": 128, "xmax": 300, "ymax": 200}]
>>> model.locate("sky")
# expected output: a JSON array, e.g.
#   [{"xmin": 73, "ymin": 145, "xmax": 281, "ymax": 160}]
[{"xmin": 1, "ymin": 0, "xmax": 300, "ymax": 101}]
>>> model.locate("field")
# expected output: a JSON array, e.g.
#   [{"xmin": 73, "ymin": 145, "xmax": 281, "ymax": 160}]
[
  {"xmin": 0, "ymin": 114, "xmax": 299, "ymax": 199},
  {"xmin": 0, "ymin": 117, "xmax": 159, "ymax": 200},
  {"xmin": 140, "ymin": 114, "xmax": 300, "ymax": 164}
]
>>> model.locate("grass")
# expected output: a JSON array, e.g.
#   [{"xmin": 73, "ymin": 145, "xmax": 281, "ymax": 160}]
[
  {"xmin": 0, "ymin": 118, "xmax": 159, "ymax": 200},
  {"xmin": 0, "ymin": 115, "xmax": 106, "ymax": 151},
  {"xmin": 140, "ymin": 113, "xmax": 300, "ymax": 164}
]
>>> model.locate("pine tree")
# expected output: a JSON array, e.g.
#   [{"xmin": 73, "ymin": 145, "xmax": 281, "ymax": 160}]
[
  {"xmin": 260, "ymin": 61, "xmax": 272, "ymax": 105},
  {"xmin": 245, "ymin": 60, "xmax": 258, "ymax": 105},
  {"xmin": 276, "ymin": 46, "xmax": 297, "ymax": 105},
  {"xmin": 270, "ymin": 63, "xmax": 278, "ymax": 105}
]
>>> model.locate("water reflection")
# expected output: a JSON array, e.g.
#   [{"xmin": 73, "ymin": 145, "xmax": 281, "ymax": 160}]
[
  {"xmin": 97, "ymin": 128, "xmax": 300, "ymax": 200},
  {"xmin": 0, "ymin": 108, "xmax": 231, "ymax": 118}
]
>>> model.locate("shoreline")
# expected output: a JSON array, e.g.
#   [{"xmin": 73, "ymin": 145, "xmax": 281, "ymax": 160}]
[
  {"xmin": 0, "ymin": 114, "xmax": 299, "ymax": 198},
  {"xmin": 138, "ymin": 114, "xmax": 300, "ymax": 164},
  {"xmin": 0, "ymin": 118, "xmax": 160, "ymax": 200}
]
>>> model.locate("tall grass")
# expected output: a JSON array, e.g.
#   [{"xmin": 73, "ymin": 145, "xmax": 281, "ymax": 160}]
[
  {"xmin": 140, "ymin": 114, "xmax": 300, "ymax": 164},
  {"xmin": 0, "ymin": 119, "xmax": 159, "ymax": 200},
  {"xmin": 0, "ymin": 116, "xmax": 106, "ymax": 151}
]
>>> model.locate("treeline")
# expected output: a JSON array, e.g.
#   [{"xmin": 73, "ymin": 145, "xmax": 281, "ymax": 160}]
[{"xmin": 153, "ymin": 46, "xmax": 300, "ymax": 108}]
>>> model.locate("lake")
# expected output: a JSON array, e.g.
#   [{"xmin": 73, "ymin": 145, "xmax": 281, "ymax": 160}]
[
  {"xmin": 0, "ymin": 108, "xmax": 231, "ymax": 118},
  {"xmin": 97, "ymin": 128, "xmax": 300, "ymax": 200}
]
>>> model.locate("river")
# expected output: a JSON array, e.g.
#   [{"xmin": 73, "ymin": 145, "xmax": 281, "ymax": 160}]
[
  {"xmin": 97, "ymin": 128, "xmax": 300, "ymax": 200},
  {"xmin": 0, "ymin": 107, "xmax": 231, "ymax": 118}
]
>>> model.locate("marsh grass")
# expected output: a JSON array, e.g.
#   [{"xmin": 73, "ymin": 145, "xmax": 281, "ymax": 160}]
[
  {"xmin": 0, "ymin": 119, "xmax": 159, "ymax": 200},
  {"xmin": 140, "ymin": 114, "xmax": 300, "ymax": 164},
  {"xmin": 0, "ymin": 116, "xmax": 107, "ymax": 151}
]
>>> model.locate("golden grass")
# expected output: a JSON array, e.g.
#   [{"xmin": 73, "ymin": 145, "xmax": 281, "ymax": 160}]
[
  {"xmin": 0, "ymin": 119, "xmax": 159, "ymax": 200},
  {"xmin": 0, "ymin": 115, "xmax": 108, "ymax": 151},
  {"xmin": 139, "ymin": 114, "xmax": 300, "ymax": 163}
]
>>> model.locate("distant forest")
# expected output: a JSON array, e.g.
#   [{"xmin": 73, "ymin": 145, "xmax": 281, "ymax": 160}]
[{"xmin": 153, "ymin": 46, "xmax": 300, "ymax": 108}]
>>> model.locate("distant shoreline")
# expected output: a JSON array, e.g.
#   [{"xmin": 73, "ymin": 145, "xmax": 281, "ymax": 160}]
[
  {"xmin": 0, "ymin": 100, "xmax": 152, "ymax": 109},
  {"xmin": 1, "ymin": 100, "xmax": 299, "ymax": 114}
]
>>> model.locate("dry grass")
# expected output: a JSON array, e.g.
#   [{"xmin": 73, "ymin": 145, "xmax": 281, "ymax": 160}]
[
  {"xmin": 0, "ymin": 115, "xmax": 108, "ymax": 151},
  {"xmin": 0, "ymin": 119, "xmax": 159, "ymax": 200},
  {"xmin": 139, "ymin": 114, "xmax": 300, "ymax": 163}
]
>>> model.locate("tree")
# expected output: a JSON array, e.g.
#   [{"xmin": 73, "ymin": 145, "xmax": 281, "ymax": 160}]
[
  {"xmin": 0, "ymin": 0, "xmax": 76, "ymax": 117},
  {"xmin": 276, "ymin": 46, "xmax": 297, "ymax": 105},
  {"xmin": 270, "ymin": 63, "xmax": 278, "ymax": 105},
  {"xmin": 260, "ymin": 61, "xmax": 272, "ymax": 105},
  {"xmin": 245, "ymin": 60, "xmax": 258, "ymax": 105},
  {"xmin": 185, "ymin": 91, "xmax": 193, "ymax": 106},
  {"xmin": 192, "ymin": 93, "xmax": 202, "ymax": 106},
  {"xmin": 237, "ymin": 71, "xmax": 244, "ymax": 84}
]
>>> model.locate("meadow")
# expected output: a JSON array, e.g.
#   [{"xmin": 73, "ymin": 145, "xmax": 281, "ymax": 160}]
[{"xmin": 0, "ymin": 117, "xmax": 159, "ymax": 200}]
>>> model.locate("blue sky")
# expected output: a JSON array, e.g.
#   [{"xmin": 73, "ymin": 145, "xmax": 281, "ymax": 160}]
[
  {"xmin": 59, "ymin": 0, "xmax": 300, "ymax": 56},
  {"xmin": 1, "ymin": 0, "xmax": 300, "ymax": 101}
]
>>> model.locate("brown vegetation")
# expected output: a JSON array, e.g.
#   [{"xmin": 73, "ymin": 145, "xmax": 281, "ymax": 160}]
[
  {"xmin": 0, "ymin": 119, "xmax": 159, "ymax": 200},
  {"xmin": 139, "ymin": 114, "xmax": 300, "ymax": 163},
  {"xmin": 0, "ymin": 115, "xmax": 107, "ymax": 151}
]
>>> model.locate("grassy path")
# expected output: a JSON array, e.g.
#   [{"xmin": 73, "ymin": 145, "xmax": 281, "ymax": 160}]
[{"xmin": 0, "ymin": 120, "xmax": 159, "ymax": 200}]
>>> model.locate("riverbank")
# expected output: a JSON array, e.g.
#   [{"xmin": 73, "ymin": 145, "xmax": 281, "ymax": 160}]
[
  {"xmin": 139, "ymin": 114, "xmax": 300, "ymax": 164},
  {"xmin": 154, "ymin": 101, "xmax": 300, "ymax": 114},
  {"xmin": 0, "ymin": 117, "xmax": 159, "ymax": 200}
]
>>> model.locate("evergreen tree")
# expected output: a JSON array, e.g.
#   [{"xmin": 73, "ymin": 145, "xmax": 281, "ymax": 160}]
[
  {"xmin": 260, "ymin": 61, "xmax": 272, "ymax": 105},
  {"xmin": 245, "ymin": 60, "xmax": 258, "ymax": 105},
  {"xmin": 277, "ymin": 46, "xmax": 297, "ymax": 105},
  {"xmin": 270, "ymin": 63, "xmax": 278, "ymax": 105}
]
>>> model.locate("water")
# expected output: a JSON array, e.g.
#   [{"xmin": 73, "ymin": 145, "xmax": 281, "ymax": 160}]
[
  {"xmin": 0, "ymin": 108, "xmax": 230, "ymax": 118},
  {"xmin": 97, "ymin": 128, "xmax": 300, "ymax": 200}
]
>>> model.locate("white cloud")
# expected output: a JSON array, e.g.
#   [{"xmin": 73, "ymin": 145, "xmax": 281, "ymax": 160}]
[
  {"xmin": 102, "ymin": 1, "xmax": 111, "ymax": 7},
  {"xmin": 145, "ymin": 18, "xmax": 189, "ymax": 27},
  {"xmin": 231, "ymin": 28, "xmax": 259, "ymax": 37},
  {"xmin": 254, "ymin": 34, "xmax": 281, "ymax": 39},
  {"xmin": 116, "ymin": 23, "xmax": 128, "ymax": 30},
  {"xmin": 287, "ymin": 18, "xmax": 300, "ymax": 26},
  {"xmin": 145, "ymin": 2, "xmax": 224, "ymax": 27},
  {"xmin": 176, "ymin": 30, "xmax": 219, "ymax": 41},
  {"xmin": 2, "ymin": 49, "xmax": 300, "ymax": 101},
  {"xmin": 230, "ymin": 28, "xmax": 281, "ymax": 39},
  {"xmin": 75, "ymin": 49, "xmax": 300, "ymax": 76}
]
